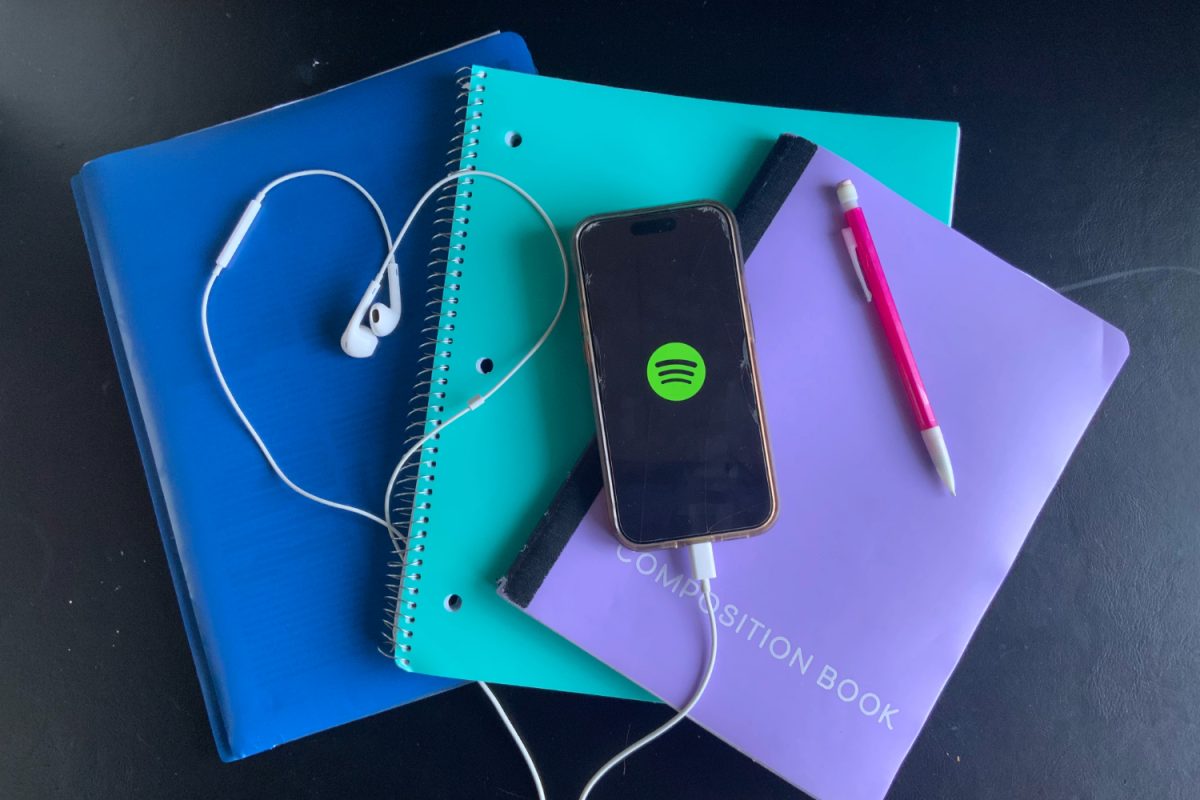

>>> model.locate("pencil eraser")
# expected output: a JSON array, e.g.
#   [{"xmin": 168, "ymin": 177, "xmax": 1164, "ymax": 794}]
[{"xmin": 836, "ymin": 180, "xmax": 859, "ymax": 212}]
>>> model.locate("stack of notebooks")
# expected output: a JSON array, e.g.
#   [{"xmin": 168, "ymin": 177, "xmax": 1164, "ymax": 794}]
[{"xmin": 75, "ymin": 30, "xmax": 1127, "ymax": 799}]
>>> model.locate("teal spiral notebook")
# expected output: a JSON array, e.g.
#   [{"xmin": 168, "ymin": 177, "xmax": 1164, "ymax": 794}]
[{"xmin": 388, "ymin": 67, "xmax": 961, "ymax": 699}]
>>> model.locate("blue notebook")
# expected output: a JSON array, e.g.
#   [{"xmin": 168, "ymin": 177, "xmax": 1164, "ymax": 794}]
[{"xmin": 72, "ymin": 32, "xmax": 534, "ymax": 761}]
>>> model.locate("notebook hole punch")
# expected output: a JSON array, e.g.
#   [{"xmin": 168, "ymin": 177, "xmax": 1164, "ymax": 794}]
[
  {"xmin": 477, "ymin": 357, "xmax": 494, "ymax": 374},
  {"xmin": 504, "ymin": 130, "xmax": 523, "ymax": 148},
  {"xmin": 444, "ymin": 594, "xmax": 463, "ymax": 612}
]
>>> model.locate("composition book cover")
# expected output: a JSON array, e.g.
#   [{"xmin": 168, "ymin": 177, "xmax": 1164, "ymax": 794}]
[{"xmin": 500, "ymin": 135, "xmax": 1129, "ymax": 800}]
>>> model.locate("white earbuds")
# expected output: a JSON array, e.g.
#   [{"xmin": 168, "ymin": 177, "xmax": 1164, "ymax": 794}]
[
  {"xmin": 340, "ymin": 278, "xmax": 384, "ymax": 358},
  {"xmin": 211, "ymin": 169, "xmax": 405, "ymax": 360},
  {"xmin": 369, "ymin": 256, "xmax": 403, "ymax": 336},
  {"xmin": 340, "ymin": 256, "xmax": 402, "ymax": 358}
]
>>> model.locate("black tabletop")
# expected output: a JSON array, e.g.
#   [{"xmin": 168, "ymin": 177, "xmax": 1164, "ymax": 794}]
[{"xmin": 3, "ymin": 2, "xmax": 1198, "ymax": 798}]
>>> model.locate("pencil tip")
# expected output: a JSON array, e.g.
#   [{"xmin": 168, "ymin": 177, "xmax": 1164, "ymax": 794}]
[
  {"xmin": 941, "ymin": 465, "xmax": 957, "ymax": 496},
  {"xmin": 921, "ymin": 426, "xmax": 956, "ymax": 498}
]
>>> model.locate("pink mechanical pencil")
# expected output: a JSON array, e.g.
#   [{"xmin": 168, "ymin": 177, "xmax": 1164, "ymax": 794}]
[{"xmin": 837, "ymin": 179, "xmax": 956, "ymax": 495}]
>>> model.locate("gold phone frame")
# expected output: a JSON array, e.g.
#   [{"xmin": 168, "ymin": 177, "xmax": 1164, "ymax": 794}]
[{"xmin": 572, "ymin": 200, "xmax": 779, "ymax": 551}]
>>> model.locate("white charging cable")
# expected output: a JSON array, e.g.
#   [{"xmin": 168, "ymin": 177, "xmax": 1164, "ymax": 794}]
[{"xmin": 576, "ymin": 541, "xmax": 719, "ymax": 800}]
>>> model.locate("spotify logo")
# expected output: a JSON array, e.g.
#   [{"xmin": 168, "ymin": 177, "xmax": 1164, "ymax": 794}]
[{"xmin": 646, "ymin": 342, "xmax": 706, "ymax": 402}]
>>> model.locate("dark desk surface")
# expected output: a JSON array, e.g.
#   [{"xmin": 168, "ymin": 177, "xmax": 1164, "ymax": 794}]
[{"xmin": 2, "ymin": 2, "xmax": 1198, "ymax": 798}]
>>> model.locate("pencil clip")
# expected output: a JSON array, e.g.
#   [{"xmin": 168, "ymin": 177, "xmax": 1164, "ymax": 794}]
[{"xmin": 840, "ymin": 227, "xmax": 872, "ymax": 303}]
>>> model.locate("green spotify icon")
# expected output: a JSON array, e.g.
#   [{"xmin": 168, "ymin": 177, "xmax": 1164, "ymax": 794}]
[{"xmin": 646, "ymin": 342, "xmax": 707, "ymax": 401}]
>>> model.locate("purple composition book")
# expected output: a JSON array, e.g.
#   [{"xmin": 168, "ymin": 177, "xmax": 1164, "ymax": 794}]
[{"xmin": 499, "ymin": 135, "xmax": 1129, "ymax": 800}]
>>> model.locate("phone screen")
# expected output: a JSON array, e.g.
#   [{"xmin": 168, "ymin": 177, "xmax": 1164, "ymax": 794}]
[{"xmin": 575, "ymin": 202, "xmax": 775, "ymax": 547}]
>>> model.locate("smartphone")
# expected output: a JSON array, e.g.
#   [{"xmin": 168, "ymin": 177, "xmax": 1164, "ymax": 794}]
[{"xmin": 573, "ymin": 200, "xmax": 777, "ymax": 550}]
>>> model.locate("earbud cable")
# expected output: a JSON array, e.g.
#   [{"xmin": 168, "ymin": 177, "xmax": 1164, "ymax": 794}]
[
  {"xmin": 203, "ymin": 167, "xmax": 563, "ymax": 800},
  {"xmin": 202, "ymin": 170, "xmax": 395, "ymax": 531},
  {"xmin": 378, "ymin": 170, "xmax": 569, "ymax": 551}
]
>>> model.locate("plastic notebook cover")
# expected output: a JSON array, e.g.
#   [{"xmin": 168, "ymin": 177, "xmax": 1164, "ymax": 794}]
[{"xmin": 72, "ymin": 32, "xmax": 533, "ymax": 760}]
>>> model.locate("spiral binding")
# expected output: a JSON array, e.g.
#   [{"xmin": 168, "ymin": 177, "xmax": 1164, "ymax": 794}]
[{"xmin": 382, "ymin": 66, "xmax": 487, "ymax": 667}]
